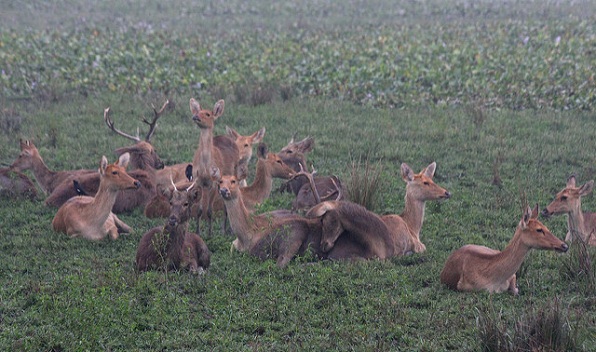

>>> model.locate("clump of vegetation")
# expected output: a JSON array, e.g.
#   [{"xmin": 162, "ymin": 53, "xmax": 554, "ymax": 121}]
[
  {"xmin": 560, "ymin": 234, "xmax": 595, "ymax": 295},
  {"xmin": 346, "ymin": 155, "xmax": 384, "ymax": 211}
]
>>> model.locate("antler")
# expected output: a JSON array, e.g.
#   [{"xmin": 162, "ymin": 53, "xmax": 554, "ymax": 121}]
[
  {"xmin": 289, "ymin": 164, "xmax": 321, "ymax": 204},
  {"xmin": 142, "ymin": 99, "xmax": 169, "ymax": 142},
  {"xmin": 104, "ymin": 99, "xmax": 170, "ymax": 143},
  {"xmin": 320, "ymin": 176, "xmax": 342, "ymax": 201}
]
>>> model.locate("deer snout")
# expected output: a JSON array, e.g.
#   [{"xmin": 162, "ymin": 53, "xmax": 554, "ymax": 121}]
[
  {"xmin": 556, "ymin": 242, "xmax": 569, "ymax": 253},
  {"xmin": 540, "ymin": 208, "xmax": 552, "ymax": 218},
  {"xmin": 219, "ymin": 187, "xmax": 231, "ymax": 200},
  {"xmin": 134, "ymin": 180, "xmax": 142, "ymax": 189},
  {"xmin": 168, "ymin": 215, "xmax": 179, "ymax": 227},
  {"xmin": 192, "ymin": 115, "xmax": 201, "ymax": 124},
  {"xmin": 442, "ymin": 191, "xmax": 451, "ymax": 199},
  {"xmin": 321, "ymin": 240, "xmax": 333, "ymax": 253}
]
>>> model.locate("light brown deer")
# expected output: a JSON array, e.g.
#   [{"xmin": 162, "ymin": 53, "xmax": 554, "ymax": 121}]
[
  {"xmin": 10, "ymin": 139, "xmax": 95, "ymax": 194},
  {"xmin": 52, "ymin": 153, "xmax": 141, "ymax": 241},
  {"xmin": 306, "ymin": 162, "xmax": 450, "ymax": 259},
  {"xmin": 217, "ymin": 169, "xmax": 327, "ymax": 268},
  {"xmin": 0, "ymin": 168, "xmax": 38, "ymax": 200},
  {"xmin": 226, "ymin": 125, "xmax": 266, "ymax": 186},
  {"xmin": 276, "ymin": 135, "xmax": 315, "ymax": 195},
  {"xmin": 190, "ymin": 98, "xmax": 239, "ymax": 235},
  {"xmin": 541, "ymin": 175, "xmax": 595, "ymax": 246},
  {"xmin": 136, "ymin": 180, "xmax": 211, "ymax": 273},
  {"xmin": 440, "ymin": 204, "xmax": 568, "ymax": 295}
]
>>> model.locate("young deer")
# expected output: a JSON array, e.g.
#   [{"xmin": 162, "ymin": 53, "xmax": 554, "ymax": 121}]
[
  {"xmin": 0, "ymin": 168, "xmax": 38, "ymax": 200},
  {"xmin": 52, "ymin": 153, "xmax": 141, "ymax": 241},
  {"xmin": 10, "ymin": 139, "xmax": 95, "ymax": 194},
  {"xmin": 190, "ymin": 98, "xmax": 239, "ymax": 236},
  {"xmin": 440, "ymin": 204, "xmax": 568, "ymax": 295},
  {"xmin": 136, "ymin": 181, "xmax": 211, "ymax": 273},
  {"xmin": 542, "ymin": 175, "xmax": 595, "ymax": 246},
  {"xmin": 217, "ymin": 170, "xmax": 326, "ymax": 268}
]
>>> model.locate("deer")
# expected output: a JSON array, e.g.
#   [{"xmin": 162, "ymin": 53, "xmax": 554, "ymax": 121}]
[
  {"xmin": 541, "ymin": 175, "xmax": 596, "ymax": 246},
  {"xmin": 0, "ymin": 168, "xmax": 38, "ymax": 200},
  {"xmin": 44, "ymin": 106, "xmax": 163, "ymax": 212},
  {"xmin": 292, "ymin": 175, "xmax": 344, "ymax": 212},
  {"xmin": 440, "ymin": 204, "xmax": 568, "ymax": 295},
  {"xmin": 52, "ymin": 153, "xmax": 141, "ymax": 241},
  {"xmin": 276, "ymin": 135, "xmax": 315, "ymax": 195},
  {"xmin": 136, "ymin": 180, "xmax": 211, "ymax": 273},
  {"xmin": 226, "ymin": 126, "xmax": 266, "ymax": 186},
  {"xmin": 10, "ymin": 139, "xmax": 95, "ymax": 194},
  {"xmin": 217, "ymin": 166, "xmax": 328, "ymax": 268},
  {"xmin": 309, "ymin": 162, "xmax": 450, "ymax": 259},
  {"xmin": 189, "ymin": 98, "xmax": 239, "ymax": 236}
]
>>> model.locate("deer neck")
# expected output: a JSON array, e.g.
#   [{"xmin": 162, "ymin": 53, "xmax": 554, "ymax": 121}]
[
  {"xmin": 28, "ymin": 157, "xmax": 57, "ymax": 193},
  {"xmin": 86, "ymin": 182, "xmax": 119, "ymax": 228},
  {"xmin": 400, "ymin": 192, "xmax": 426, "ymax": 239},
  {"xmin": 164, "ymin": 222, "xmax": 189, "ymax": 261},
  {"xmin": 566, "ymin": 203, "xmax": 587, "ymax": 240},
  {"xmin": 483, "ymin": 228, "xmax": 531, "ymax": 283},
  {"xmin": 193, "ymin": 127, "xmax": 215, "ymax": 177},
  {"xmin": 224, "ymin": 195, "xmax": 257, "ymax": 251},
  {"xmin": 242, "ymin": 160, "xmax": 272, "ymax": 204}
]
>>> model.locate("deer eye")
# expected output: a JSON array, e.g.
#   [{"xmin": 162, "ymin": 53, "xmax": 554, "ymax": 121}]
[
  {"xmin": 537, "ymin": 228, "xmax": 544, "ymax": 234},
  {"xmin": 184, "ymin": 202, "xmax": 189, "ymax": 207},
  {"xmin": 560, "ymin": 196, "xmax": 567, "ymax": 201},
  {"xmin": 277, "ymin": 160, "xmax": 283, "ymax": 164},
  {"xmin": 423, "ymin": 181, "xmax": 430, "ymax": 186},
  {"xmin": 231, "ymin": 180, "xmax": 236, "ymax": 184},
  {"xmin": 112, "ymin": 171, "xmax": 118, "ymax": 175},
  {"xmin": 244, "ymin": 144, "xmax": 249, "ymax": 148}
]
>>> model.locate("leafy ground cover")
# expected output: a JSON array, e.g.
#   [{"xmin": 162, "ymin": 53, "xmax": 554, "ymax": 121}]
[{"xmin": 1, "ymin": 0, "xmax": 595, "ymax": 350}]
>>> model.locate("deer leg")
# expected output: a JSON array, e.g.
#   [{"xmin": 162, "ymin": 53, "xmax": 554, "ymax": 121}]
[{"xmin": 507, "ymin": 275, "xmax": 519, "ymax": 295}]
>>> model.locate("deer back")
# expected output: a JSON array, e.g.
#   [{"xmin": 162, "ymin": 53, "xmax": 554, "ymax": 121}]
[{"xmin": 0, "ymin": 168, "xmax": 38, "ymax": 200}]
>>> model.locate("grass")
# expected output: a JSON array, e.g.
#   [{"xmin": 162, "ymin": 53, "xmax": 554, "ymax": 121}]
[{"xmin": 1, "ymin": 0, "xmax": 596, "ymax": 350}]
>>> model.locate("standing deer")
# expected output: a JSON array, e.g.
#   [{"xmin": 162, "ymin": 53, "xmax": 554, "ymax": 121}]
[
  {"xmin": 0, "ymin": 168, "xmax": 38, "ymax": 200},
  {"xmin": 541, "ymin": 175, "xmax": 595, "ymax": 246},
  {"xmin": 10, "ymin": 139, "xmax": 95, "ymax": 194},
  {"xmin": 52, "ymin": 153, "xmax": 141, "ymax": 241},
  {"xmin": 308, "ymin": 162, "xmax": 451, "ymax": 258},
  {"xmin": 190, "ymin": 98, "xmax": 239, "ymax": 236},
  {"xmin": 136, "ymin": 180, "xmax": 210, "ymax": 273},
  {"xmin": 440, "ymin": 204, "xmax": 568, "ymax": 294}
]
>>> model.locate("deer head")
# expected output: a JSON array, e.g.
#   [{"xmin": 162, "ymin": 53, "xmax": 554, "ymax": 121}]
[
  {"xmin": 542, "ymin": 175, "xmax": 594, "ymax": 218},
  {"xmin": 10, "ymin": 139, "xmax": 40, "ymax": 171},
  {"xmin": 100, "ymin": 152, "xmax": 142, "ymax": 192},
  {"xmin": 190, "ymin": 98, "xmax": 225, "ymax": 130},
  {"xmin": 401, "ymin": 162, "xmax": 451, "ymax": 201},
  {"xmin": 226, "ymin": 126, "xmax": 266, "ymax": 164},
  {"xmin": 520, "ymin": 204, "xmax": 568, "ymax": 252}
]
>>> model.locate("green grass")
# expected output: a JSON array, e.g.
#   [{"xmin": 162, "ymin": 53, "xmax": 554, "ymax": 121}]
[{"xmin": 1, "ymin": 0, "xmax": 596, "ymax": 350}]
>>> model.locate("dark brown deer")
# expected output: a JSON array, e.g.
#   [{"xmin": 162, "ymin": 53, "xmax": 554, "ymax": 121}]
[
  {"xmin": 10, "ymin": 139, "xmax": 95, "ymax": 194},
  {"xmin": 52, "ymin": 153, "xmax": 141, "ymax": 241},
  {"xmin": 189, "ymin": 98, "xmax": 239, "ymax": 236},
  {"xmin": 136, "ymin": 181, "xmax": 211, "ymax": 273},
  {"xmin": 277, "ymin": 135, "xmax": 314, "ymax": 195},
  {"xmin": 0, "ymin": 168, "xmax": 38, "ymax": 200},
  {"xmin": 440, "ymin": 204, "xmax": 568, "ymax": 294},
  {"xmin": 292, "ymin": 175, "xmax": 344, "ymax": 212},
  {"xmin": 542, "ymin": 175, "xmax": 596, "ymax": 246}
]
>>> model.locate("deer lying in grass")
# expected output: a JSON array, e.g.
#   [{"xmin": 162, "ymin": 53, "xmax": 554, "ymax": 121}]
[
  {"xmin": 277, "ymin": 135, "xmax": 314, "ymax": 195},
  {"xmin": 542, "ymin": 175, "xmax": 595, "ymax": 246},
  {"xmin": 308, "ymin": 162, "xmax": 450, "ymax": 258},
  {"xmin": 218, "ymin": 168, "xmax": 327, "ymax": 268},
  {"xmin": 45, "ymin": 107, "xmax": 163, "ymax": 212},
  {"xmin": 292, "ymin": 175, "xmax": 344, "ymax": 212},
  {"xmin": 136, "ymin": 180, "xmax": 211, "ymax": 273},
  {"xmin": 52, "ymin": 153, "xmax": 141, "ymax": 241},
  {"xmin": 440, "ymin": 204, "xmax": 568, "ymax": 295},
  {"xmin": 0, "ymin": 168, "xmax": 38, "ymax": 200},
  {"xmin": 190, "ymin": 98, "xmax": 239, "ymax": 236},
  {"xmin": 10, "ymin": 139, "xmax": 95, "ymax": 194}
]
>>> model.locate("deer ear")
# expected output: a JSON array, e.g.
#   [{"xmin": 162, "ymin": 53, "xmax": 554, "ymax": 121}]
[
  {"xmin": 401, "ymin": 163, "xmax": 414, "ymax": 182},
  {"xmin": 423, "ymin": 162, "xmax": 437, "ymax": 178},
  {"xmin": 210, "ymin": 166, "xmax": 221, "ymax": 180},
  {"xmin": 257, "ymin": 143, "xmax": 268, "ymax": 159},
  {"xmin": 185, "ymin": 164, "xmax": 193, "ymax": 181},
  {"xmin": 189, "ymin": 98, "xmax": 201, "ymax": 116},
  {"xmin": 520, "ymin": 205, "xmax": 532, "ymax": 229},
  {"xmin": 99, "ymin": 156, "xmax": 108, "ymax": 175},
  {"xmin": 226, "ymin": 126, "xmax": 239, "ymax": 139},
  {"xmin": 579, "ymin": 180, "xmax": 594, "ymax": 196},
  {"xmin": 213, "ymin": 100, "xmax": 225, "ymax": 119},
  {"xmin": 253, "ymin": 127, "xmax": 266, "ymax": 143},
  {"xmin": 296, "ymin": 137, "xmax": 314, "ymax": 153},
  {"xmin": 117, "ymin": 152, "xmax": 130, "ymax": 168},
  {"xmin": 566, "ymin": 174, "xmax": 577, "ymax": 188},
  {"xmin": 531, "ymin": 203, "xmax": 539, "ymax": 219}
]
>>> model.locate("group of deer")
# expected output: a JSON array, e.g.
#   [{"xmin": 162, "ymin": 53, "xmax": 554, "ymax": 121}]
[{"xmin": 4, "ymin": 98, "xmax": 593, "ymax": 294}]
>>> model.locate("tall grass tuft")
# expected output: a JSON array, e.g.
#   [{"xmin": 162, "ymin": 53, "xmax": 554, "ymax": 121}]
[
  {"xmin": 560, "ymin": 231, "xmax": 595, "ymax": 295},
  {"xmin": 477, "ymin": 298, "xmax": 578, "ymax": 352},
  {"xmin": 346, "ymin": 155, "xmax": 384, "ymax": 211}
]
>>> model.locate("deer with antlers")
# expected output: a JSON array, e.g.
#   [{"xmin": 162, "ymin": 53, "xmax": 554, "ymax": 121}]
[
  {"xmin": 277, "ymin": 135, "xmax": 314, "ymax": 195},
  {"xmin": 136, "ymin": 179, "xmax": 210, "ymax": 273},
  {"xmin": 189, "ymin": 98, "xmax": 239, "ymax": 236},
  {"xmin": 10, "ymin": 139, "xmax": 96, "ymax": 195},
  {"xmin": 52, "ymin": 153, "xmax": 141, "ymax": 241},
  {"xmin": 542, "ymin": 175, "xmax": 596, "ymax": 246},
  {"xmin": 308, "ymin": 162, "xmax": 451, "ymax": 259},
  {"xmin": 440, "ymin": 204, "xmax": 568, "ymax": 294},
  {"xmin": 44, "ymin": 105, "xmax": 167, "ymax": 212}
]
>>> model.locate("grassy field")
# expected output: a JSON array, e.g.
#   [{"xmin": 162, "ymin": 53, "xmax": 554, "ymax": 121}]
[{"xmin": 1, "ymin": 1, "xmax": 595, "ymax": 351}]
